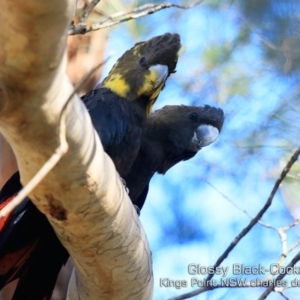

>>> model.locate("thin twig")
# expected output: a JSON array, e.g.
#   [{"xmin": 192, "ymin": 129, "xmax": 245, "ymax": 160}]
[
  {"xmin": 263, "ymin": 219, "xmax": 300, "ymax": 282},
  {"xmin": 207, "ymin": 179, "xmax": 300, "ymax": 284},
  {"xmin": 206, "ymin": 180, "xmax": 300, "ymax": 274},
  {"xmin": 79, "ymin": 0, "xmax": 101, "ymax": 23},
  {"xmin": 167, "ymin": 277, "xmax": 292, "ymax": 299},
  {"xmin": 69, "ymin": 1, "xmax": 204, "ymax": 35},
  {"xmin": 278, "ymin": 220, "xmax": 300, "ymax": 261},
  {"xmin": 0, "ymin": 59, "xmax": 108, "ymax": 218},
  {"xmin": 168, "ymin": 147, "xmax": 300, "ymax": 300},
  {"xmin": 288, "ymin": 239, "xmax": 300, "ymax": 254},
  {"xmin": 258, "ymin": 250, "xmax": 300, "ymax": 299},
  {"xmin": 238, "ymin": 12, "xmax": 280, "ymax": 52},
  {"xmin": 0, "ymin": 125, "xmax": 68, "ymax": 218},
  {"xmin": 204, "ymin": 180, "xmax": 272, "ymax": 227},
  {"xmin": 278, "ymin": 291, "xmax": 289, "ymax": 300}
]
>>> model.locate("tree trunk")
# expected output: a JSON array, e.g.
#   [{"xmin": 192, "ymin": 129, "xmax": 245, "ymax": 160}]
[{"xmin": 0, "ymin": 1, "xmax": 153, "ymax": 299}]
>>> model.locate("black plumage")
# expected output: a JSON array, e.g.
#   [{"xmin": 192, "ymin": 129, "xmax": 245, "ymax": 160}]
[
  {"xmin": 0, "ymin": 104, "xmax": 224, "ymax": 299},
  {"xmin": 125, "ymin": 104, "xmax": 224, "ymax": 209},
  {"xmin": 0, "ymin": 33, "xmax": 181, "ymax": 299},
  {"xmin": 82, "ymin": 88, "xmax": 145, "ymax": 177}
]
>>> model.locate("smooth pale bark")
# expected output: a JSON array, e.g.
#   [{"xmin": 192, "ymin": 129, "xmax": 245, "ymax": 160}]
[{"xmin": 0, "ymin": 1, "xmax": 153, "ymax": 299}]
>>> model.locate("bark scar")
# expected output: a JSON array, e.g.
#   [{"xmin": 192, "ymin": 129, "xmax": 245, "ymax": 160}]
[{"xmin": 44, "ymin": 193, "xmax": 67, "ymax": 221}]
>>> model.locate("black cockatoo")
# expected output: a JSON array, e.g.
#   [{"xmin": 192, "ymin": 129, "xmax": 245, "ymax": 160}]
[
  {"xmin": 125, "ymin": 104, "xmax": 224, "ymax": 210},
  {"xmin": 0, "ymin": 33, "xmax": 181, "ymax": 299},
  {"xmin": 0, "ymin": 103, "xmax": 223, "ymax": 299},
  {"xmin": 84, "ymin": 32, "xmax": 181, "ymax": 176}
]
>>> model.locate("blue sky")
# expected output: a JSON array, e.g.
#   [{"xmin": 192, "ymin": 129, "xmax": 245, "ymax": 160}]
[{"xmin": 101, "ymin": 2, "xmax": 300, "ymax": 299}]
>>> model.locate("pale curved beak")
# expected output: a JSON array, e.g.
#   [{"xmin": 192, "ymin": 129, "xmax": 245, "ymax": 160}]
[
  {"xmin": 193, "ymin": 124, "xmax": 219, "ymax": 149},
  {"xmin": 149, "ymin": 64, "xmax": 169, "ymax": 88}
]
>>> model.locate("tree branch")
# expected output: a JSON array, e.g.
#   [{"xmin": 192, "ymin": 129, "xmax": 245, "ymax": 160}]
[
  {"xmin": 258, "ymin": 250, "xmax": 300, "ymax": 299},
  {"xmin": 169, "ymin": 146, "xmax": 300, "ymax": 300},
  {"xmin": 69, "ymin": 1, "xmax": 204, "ymax": 35},
  {"xmin": 0, "ymin": 1, "xmax": 152, "ymax": 299},
  {"xmin": 79, "ymin": 0, "xmax": 101, "ymax": 23}
]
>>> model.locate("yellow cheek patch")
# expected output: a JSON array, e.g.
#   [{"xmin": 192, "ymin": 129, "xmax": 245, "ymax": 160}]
[
  {"xmin": 147, "ymin": 84, "xmax": 164, "ymax": 115},
  {"xmin": 102, "ymin": 74, "xmax": 130, "ymax": 98},
  {"xmin": 137, "ymin": 69, "xmax": 160, "ymax": 95},
  {"xmin": 149, "ymin": 83, "xmax": 164, "ymax": 101},
  {"xmin": 138, "ymin": 70, "xmax": 164, "ymax": 116},
  {"xmin": 137, "ymin": 69, "xmax": 166, "ymax": 115}
]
